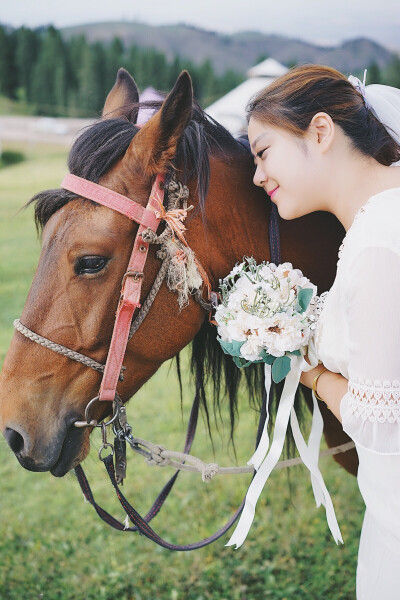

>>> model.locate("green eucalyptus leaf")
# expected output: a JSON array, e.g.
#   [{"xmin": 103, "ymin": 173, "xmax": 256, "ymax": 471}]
[
  {"xmin": 218, "ymin": 338, "xmax": 245, "ymax": 357},
  {"xmin": 232, "ymin": 356, "xmax": 253, "ymax": 369},
  {"xmin": 295, "ymin": 287, "xmax": 313, "ymax": 313},
  {"xmin": 260, "ymin": 349, "xmax": 275, "ymax": 365},
  {"xmin": 271, "ymin": 355, "xmax": 291, "ymax": 383},
  {"xmin": 287, "ymin": 349, "xmax": 301, "ymax": 357}
]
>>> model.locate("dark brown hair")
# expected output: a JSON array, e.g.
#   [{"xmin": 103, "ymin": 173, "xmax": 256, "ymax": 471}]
[{"xmin": 247, "ymin": 64, "xmax": 400, "ymax": 166}]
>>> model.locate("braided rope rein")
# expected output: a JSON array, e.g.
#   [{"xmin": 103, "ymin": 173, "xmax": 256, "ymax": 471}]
[
  {"xmin": 126, "ymin": 436, "xmax": 356, "ymax": 482},
  {"xmin": 13, "ymin": 318, "xmax": 121, "ymax": 378}
]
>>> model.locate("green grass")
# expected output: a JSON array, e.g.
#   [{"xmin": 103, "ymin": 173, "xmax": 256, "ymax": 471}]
[
  {"xmin": 0, "ymin": 96, "xmax": 36, "ymax": 116},
  {"xmin": 0, "ymin": 142, "xmax": 364, "ymax": 599}
]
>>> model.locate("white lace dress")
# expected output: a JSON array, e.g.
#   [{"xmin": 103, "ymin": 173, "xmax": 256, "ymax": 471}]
[{"xmin": 314, "ymin": 187, "xmax": 400, "ymax": 599}]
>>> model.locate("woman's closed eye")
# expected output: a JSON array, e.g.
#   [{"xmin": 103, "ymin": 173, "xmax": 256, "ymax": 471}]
[{"xmin": 256, "ymin": 147, "xmax": 270, "ymax": 160}]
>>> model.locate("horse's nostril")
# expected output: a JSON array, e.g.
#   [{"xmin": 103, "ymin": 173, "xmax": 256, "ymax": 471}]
[{"xmin": 4, "ymin": 427, "xmax": 25, "ymax": 454}]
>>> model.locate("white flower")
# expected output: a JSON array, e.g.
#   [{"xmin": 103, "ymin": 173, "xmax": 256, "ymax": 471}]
[
  {"xmin": 274, "ymin": 262, "xmax": 294, "ymax": 278},
  {"xmin": 241, "ymin": 336, "xmax": 263, "ymax": 361},
  {"xmin": 216, "ymin": 320, "xmax": 232, "ymax": 342},
  {"xmin": 229, "ymin": 262, "xmax": 245, "ymax": 278},
  {"xmin": 259, "ymin": 264, "xmax": 275, "ymax": 279},
  {"xmin": 216, "ymin": 258, "xmax": 318, "ymax": 363},
  {"xmin": 225, "ymin": 320, "xmax": 248, "ymax": 342}
]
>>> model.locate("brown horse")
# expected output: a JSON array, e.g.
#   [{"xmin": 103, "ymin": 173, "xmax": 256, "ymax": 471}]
[{"xmin": 0, "ymin": 69, "xmax": 357, "ymax": 479}]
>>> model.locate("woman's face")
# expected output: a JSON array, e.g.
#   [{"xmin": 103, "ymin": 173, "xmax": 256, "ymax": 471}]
[{"xmin": 248, "ymin": 117, "xmax": 324, "ymax": 220}]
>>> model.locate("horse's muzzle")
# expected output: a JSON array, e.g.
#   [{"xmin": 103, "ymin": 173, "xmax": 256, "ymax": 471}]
[{"xmin": 2, "ymin": 414, "xmax": 86, "ymax": 476}]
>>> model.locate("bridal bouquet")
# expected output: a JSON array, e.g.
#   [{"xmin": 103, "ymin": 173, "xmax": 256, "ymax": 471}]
[
  {"xmin": 215, "ymin": 257, "xmax": 318, "ymax": 382},
  {"xmin": 213, "ymin": 257, "xmax": 342, "ymax": 549}
]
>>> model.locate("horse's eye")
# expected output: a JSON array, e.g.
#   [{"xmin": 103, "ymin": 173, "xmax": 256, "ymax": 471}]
[{"xmin": 75, "ymin": 256, "xmax": 109, "ymax": 275}]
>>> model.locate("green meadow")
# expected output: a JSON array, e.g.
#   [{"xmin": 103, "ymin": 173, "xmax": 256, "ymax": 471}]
[{"xmin": 0, "ymin": 142, "xmax": 363, "ymax": 600}]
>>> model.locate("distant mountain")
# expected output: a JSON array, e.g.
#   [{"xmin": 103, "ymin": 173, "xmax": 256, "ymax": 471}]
[{"xmin": 61, "ymin": 21, "xmax": 395, "ymax": 75}]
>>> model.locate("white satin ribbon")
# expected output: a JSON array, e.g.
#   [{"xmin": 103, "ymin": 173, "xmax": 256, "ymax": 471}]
[
  {"xmin": 226, "ymin": 355, "xmax": 342, "ymax": 549},
  {"xmin": 248, "ymin": 363, "xmax": 271, "ymax": 469}
]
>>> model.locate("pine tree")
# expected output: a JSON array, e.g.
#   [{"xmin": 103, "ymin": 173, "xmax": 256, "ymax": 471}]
[
  {"xmin": 383, "ymin": 54, "xmax": 400, "ymax": 87},
  {"xmin": 127, "ymin": 45, "xmax": 143, "ymax": 89},
  {"xmin": 0, "ymin": 25, "xmax": 18, "ymax": 99},
  {"xmin": 367, "ymin": 61, "xmax": 381, "ymax": 84},
  {"xmin": 15, "ymin": 27, "xmax": 40, "ymax": 102},
  {"xmin": 31, "ymin": 26, "xmax": 68, "ymax": 115},
  {"xmin": 67, "ymin": 35, "xmax": 88, "ymax": 115},
  {"xmin": 106, "ymin": 37, "xmax": 125, "ymax": 91},
  {"xmin": 0, "ymin": 23, "xmax": 246, "ymax": 115}
]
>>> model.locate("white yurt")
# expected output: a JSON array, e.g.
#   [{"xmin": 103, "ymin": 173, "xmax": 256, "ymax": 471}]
[{"xmin": 205, "ymin": 58, "xmax": 288, "ymax": 135}]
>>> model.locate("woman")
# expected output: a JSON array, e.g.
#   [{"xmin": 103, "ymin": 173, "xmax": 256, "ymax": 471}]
[{"xmin": 248, "ymin": 65, "xmax": 400, "ymax": 599}]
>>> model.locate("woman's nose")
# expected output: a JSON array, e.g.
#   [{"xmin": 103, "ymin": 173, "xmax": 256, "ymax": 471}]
[{"xmin": 253, "ymin": 164, "xmax": 266, "ymax": 187}]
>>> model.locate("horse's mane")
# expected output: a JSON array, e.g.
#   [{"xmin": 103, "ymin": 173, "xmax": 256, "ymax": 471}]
[
  {"xmin": 28, "ymin": 100, "xmax": 300, "ymax": 447},
  {"xmin": 31, "ymin": 100, "xmax": 247, "ymax": 230}
]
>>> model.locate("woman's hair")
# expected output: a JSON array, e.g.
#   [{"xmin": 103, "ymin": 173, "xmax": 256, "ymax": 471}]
[{"xmin": 247, "ymin": 64, "xmax": 400, "ymax": 166}]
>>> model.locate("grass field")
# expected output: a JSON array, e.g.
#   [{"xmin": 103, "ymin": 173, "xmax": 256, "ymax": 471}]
[{"xmin": 0, "ymin": 142, "xmax": 364, "ymax": 600}]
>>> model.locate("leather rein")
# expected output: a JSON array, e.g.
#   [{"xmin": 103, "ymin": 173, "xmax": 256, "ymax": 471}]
[{"xmin": 14, "ymin": 167, "xmax": 283, "ymax": 550}]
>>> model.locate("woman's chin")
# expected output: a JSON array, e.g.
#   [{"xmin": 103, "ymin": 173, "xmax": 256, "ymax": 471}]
[{"xmin": 275, "ymin": 202, "xmax": 304, "ymax": 221}]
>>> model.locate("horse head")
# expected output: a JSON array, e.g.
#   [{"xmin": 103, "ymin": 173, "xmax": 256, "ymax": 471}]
[{"xmin": 0, "ymin": 70, "xmax": 218, "ymax": 475}]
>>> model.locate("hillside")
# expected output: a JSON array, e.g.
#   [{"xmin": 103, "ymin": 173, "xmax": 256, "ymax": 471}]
[{"xmin": 61, "ymin": 21, "xmax": 395, "ymax": 75}]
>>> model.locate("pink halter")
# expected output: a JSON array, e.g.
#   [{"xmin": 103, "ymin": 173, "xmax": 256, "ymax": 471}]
[{"xmin": 61, "ymin": 173, "xmax": 164, "ymax": 401}]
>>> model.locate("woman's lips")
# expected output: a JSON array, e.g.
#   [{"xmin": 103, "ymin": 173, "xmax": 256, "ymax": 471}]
[{"xmin": 269, "ymin": 185, "xmax": 279, "ymax": 199}]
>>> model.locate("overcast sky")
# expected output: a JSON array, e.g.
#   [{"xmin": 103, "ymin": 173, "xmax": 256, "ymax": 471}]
[{"xmin": 2, "ymin": 0, "xmax": 400, "ymax": 49}]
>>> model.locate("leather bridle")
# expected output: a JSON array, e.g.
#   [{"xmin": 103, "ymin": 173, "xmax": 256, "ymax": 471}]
[{"xmin": 15, "ymin": 172, "xmax": 213, "ymax": 427}]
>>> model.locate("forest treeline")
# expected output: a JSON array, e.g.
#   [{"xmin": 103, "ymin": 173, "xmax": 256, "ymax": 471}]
[
  {"xmin": 0, "ymin": 24, "xmax": 244, "ymax": 117},
  {"xmin": 1, "ymin": 24, "xmax": 400, "ymax": 118}
]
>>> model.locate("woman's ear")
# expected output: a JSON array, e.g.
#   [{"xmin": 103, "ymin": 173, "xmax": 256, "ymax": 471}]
[{"xmin": 308, "ymin": 112, "xmax": 335, "ymax": 152}]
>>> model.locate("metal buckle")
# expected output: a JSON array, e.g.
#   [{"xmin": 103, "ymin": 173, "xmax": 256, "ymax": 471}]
[{"xmin": 121, "ymin": 270, "xmax": 144, "ymax": 287}]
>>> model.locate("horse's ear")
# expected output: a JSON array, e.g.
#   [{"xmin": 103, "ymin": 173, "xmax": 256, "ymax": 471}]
[
  {"xmin": 102, "ymin": 68, "xmax": 140, "ymax": 123},
  {"xmin": 126, "ymin": 71, "xmax": 193, "ymax": 174}
]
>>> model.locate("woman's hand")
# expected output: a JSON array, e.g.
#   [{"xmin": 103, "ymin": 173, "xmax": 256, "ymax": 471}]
[
  {"xmin": 299, "ymin": 352, "xmax": 324, "ymax": 389},
  {"xmin": 299, "ymin": 358, "xmax": 348, "ymax": 423},
  {"xmin": 300, "ymin": 363, "xmax": 327, "ymax": 389}
]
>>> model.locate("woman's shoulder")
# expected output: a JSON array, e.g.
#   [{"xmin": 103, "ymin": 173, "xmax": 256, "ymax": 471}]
[
  {"xmin": 347, "ymin": 187, "xmax": 400, "ymax": 251},
  {"xmin": 366, "ymin": 186, "xmax": 400, "ymax": 217},
  {"xmin": 337, "ymin": 187, "xmax": 400, "ymax": 276}
]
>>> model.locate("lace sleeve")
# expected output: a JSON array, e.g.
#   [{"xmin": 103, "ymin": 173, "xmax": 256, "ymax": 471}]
[{"xmin": 340, "ymin": 245, "xmax": 400, "ymax": 454}]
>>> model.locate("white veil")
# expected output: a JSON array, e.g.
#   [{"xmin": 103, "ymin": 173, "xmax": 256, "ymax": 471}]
[{"xmin": 348, "ymin": 71, "xmax": 400, "ymax": 163}]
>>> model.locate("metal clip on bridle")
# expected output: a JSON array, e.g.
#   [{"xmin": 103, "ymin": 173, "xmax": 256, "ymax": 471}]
[
  {"xmin": 98, "ymin": 422, "xmax": 114, "ymax": 461},
  {"xmin": 112, "ymin": 403, "xmax": 133, "ymax": 485},
  {"xmin": 74, "ymin": 393, "xmax": 123, "ymax": 429},
  {"xmin": 75, "ymin": 393, "xmax": 129, "ymax": 482}
]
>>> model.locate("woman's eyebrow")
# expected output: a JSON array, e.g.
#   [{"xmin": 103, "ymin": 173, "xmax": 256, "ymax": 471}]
[{"xmin": 251, "ymin": 133, "xmax": 272, "ymax": 152}]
